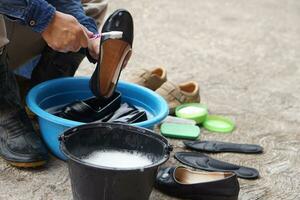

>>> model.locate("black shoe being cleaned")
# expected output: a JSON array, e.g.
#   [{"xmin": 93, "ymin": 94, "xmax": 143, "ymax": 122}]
[
  {"xmin": 155, "ymin": 166, "xmax": 240, "ymax": 200},
  {"xmin": 90, "ymin": 9, "xmax": 134, "ymax": 98},
  {"xmin": 0, "ymin": 108, "xmax": 49, "ymax": 168}
]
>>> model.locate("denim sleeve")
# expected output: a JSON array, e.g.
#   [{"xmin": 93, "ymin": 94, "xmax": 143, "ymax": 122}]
[
  {"xmin": 0, "ymin": 0, "xmax": 56, "ymax": 33},
  {"xmin": 51, "ymin": 0, "xmax": 98, "ymax": 34}
]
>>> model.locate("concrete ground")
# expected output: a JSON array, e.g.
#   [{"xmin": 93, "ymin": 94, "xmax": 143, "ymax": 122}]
[{"xmin": 1, "ymin": 0, "xmax": 300, "ymax": 199}]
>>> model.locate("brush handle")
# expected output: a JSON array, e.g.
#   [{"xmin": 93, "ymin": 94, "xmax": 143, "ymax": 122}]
[{"xmin": 90, "ymin": 33, "xmax": 101, "ymax": 40}]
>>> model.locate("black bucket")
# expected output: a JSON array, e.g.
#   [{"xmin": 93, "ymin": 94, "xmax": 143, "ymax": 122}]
[{"xmin": 59, "ymin": 123, "xmax": 172, "ymax": 200}]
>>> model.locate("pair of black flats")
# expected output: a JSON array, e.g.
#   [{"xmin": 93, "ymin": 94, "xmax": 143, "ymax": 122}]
[{"xmin": 155, "ymin": 141, "xmax": 263, "ymax": 199}]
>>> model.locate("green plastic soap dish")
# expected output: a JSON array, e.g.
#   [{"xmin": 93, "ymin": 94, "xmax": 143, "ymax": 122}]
[{"xmin": 203, "ymin": 115, "xmax": 235, "ymax": 133}]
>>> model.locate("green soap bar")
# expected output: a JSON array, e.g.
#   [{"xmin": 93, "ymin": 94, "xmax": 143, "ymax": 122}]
[
  {"xmin": 160, "ymin": 123, "xmax": 200, "ymax": 140},
  {"xmin": 203, "ymin": 115, "xmax": 235, "ymax": 133}
]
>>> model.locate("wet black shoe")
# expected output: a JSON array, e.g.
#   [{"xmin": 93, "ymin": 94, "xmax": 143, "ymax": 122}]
[
  {"xmin": 0, "ymin": 108, "xmax": 49, "ymax": 167},
  {"xmin": 90, "ymin": 9, "xmax": 134, "ymax": 98},
  {"xmin": 55, "ymin": 92, "xmax": 121, "ymax": 123},
  {"xmin": 155, "ymin": 166, "xmax": 240, "ymax": 200}
]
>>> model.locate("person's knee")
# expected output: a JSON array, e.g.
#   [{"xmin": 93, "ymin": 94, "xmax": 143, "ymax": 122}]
[{"xmin": 82, "ymin": 0, "xmax": 108, "ymax": 28}]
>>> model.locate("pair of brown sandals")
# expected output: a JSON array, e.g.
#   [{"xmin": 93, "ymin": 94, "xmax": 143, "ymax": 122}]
[{"xmin": 126, "ymin": 67, "xmax": 201, "ymax": 114}]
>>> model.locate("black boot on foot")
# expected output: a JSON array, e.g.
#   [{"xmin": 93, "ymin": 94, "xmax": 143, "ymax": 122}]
[{"xmin": 0, "ymin": 48, "xmax": 48, "ymax": 168}]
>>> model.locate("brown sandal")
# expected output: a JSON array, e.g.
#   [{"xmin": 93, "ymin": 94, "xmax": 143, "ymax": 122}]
[{"xmin": 156, "ymin": 81, "xmax": 200, "ymax": 114}]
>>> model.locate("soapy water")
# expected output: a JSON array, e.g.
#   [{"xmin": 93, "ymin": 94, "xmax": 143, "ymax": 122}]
[
  {"xmin": 135, "ymin": 105, "xmax": 154, "ymax": 119},
  {"xmin": 82, "ymin": 150, "xmax": 154, "ymax": 169}
]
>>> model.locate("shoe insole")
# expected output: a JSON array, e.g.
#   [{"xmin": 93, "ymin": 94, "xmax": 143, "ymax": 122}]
[
  {"xmin": 175, "ymin": 152, "xmax": 259, "ymax": 179},
  {"xmin": 99, "ymin": 39, "xmax": 131, "ymax": 98},
  {"xmin": 184, "ymin": 140, "xmax": 263, "ymax": 154},
  {"xmin": 160, "ymin": 123, "xmax": 200, "ymax": 140}
]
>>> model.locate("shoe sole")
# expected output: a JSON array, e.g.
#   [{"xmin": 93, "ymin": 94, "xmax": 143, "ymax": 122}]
[
  {"xmin": 8, "ymin": 160, "xmax": 47, "ymax": 168},
  {"xmin": 98, "ymin": 39, "xmax": 131, "ymax": 98}
]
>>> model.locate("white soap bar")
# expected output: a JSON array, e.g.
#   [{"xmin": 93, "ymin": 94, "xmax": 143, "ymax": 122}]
[{"xmin": 162, "ymin": 115, "xmax": 196, "ymax": 125}]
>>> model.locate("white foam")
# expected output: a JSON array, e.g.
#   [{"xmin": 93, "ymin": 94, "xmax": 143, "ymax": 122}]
[
  {"xmin": 82, "ymin": 150, "xmax": 153, "ymax": 169},
  {"xmin": 178, "ymin": 106, "xmax": 206, "ymax": 115}
]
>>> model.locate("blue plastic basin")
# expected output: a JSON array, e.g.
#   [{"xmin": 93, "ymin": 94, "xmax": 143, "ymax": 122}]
[{"xmin": 26, "ymin": 77, "xmax": 168, "ymax": 160}]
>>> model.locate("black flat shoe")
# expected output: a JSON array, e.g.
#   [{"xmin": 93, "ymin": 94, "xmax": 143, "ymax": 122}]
[
  {"xmin": 90, "ymin": 9, "xmax": 134, "ymax": 98},
  {"xmin": 0, "ymin": 109, "xmax": 49, "ymax": 168},
  {"xmin": 55, "ymin": 92, "xmax": 121, "ymax": 123},
  {"xmin": 155, "ymin": 166, "xmax": 240, "ymax": 200}
]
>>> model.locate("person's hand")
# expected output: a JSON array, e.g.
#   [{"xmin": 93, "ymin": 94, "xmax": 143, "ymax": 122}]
[
  {"xmin": 42, "ymin": 11, "xmax": 89, "ymax": 53},
  {"xmin": 79, "ymin": 25, "xmax": 100, "ymax": 60},
  {"xmin": 88, "ymin": 37, "xmax": 100, "ymax": 60}
]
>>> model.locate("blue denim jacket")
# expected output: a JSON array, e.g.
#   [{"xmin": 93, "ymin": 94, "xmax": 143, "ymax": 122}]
[{"xmin": 0, "ymin": 0, "xmax": 98, "ymax": 33}]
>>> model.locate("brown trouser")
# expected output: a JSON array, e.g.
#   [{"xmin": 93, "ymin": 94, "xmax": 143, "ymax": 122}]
[{"xmin": 0, "ymin": 0, "xmax": 108, "ymax": 69}]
